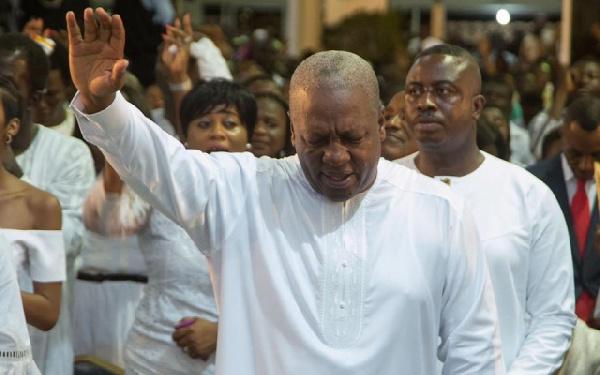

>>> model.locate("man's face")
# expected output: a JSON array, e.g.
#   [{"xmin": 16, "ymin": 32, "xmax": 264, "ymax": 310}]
[
  {"xmin": 481, "ymin": 106, "xmax": 509, "ymax": 142},
  {"xmin": 382, "ymin": 91, "xmax": 418, "ymax": 160},
  {"xmin": 290, "ymin": 84, "xmax": 384, "ymax": 201},
  {"xmin": 579, "ymin": 62, "xmax": 600, "ymax": 92},
  {"xmin": 563, "ymin": 121, "xmax": 600, "ymax": 180},
  {"xmin": 32, "ymin": 70, "xmax": 66, "ymax": 127},
  {"xmin": 482, "ymin": 82, "xmax": 512, "ymax": 118},
  {"xmin": 0, "ymin": 55, "xmax": 31, "ymax": 102},
  {"xmin": 404, "ymin": 54, "xmax": 484, "ymax": 153}
]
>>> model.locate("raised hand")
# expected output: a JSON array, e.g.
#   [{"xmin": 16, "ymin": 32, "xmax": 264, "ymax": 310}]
[
  {"xmin": 160, "ymin": 14, "xmax": 194, "ymax": 84},
  {"xmin": 66, "ymin": 8, "xmax": 128, "ymax": 112}
]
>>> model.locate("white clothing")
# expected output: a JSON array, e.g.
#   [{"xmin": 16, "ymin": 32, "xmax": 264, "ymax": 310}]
[
  {"xmin": 561, "ymin": 154, "xmax": 597, "ymax": 210},
  {"xmin": 84, "ymin": 180, "xmax": 217, "ymax": 374},
  {"xmin": 15, "ymin": 124, "xmax": 95, "ymax": 375},
  {"xmin": 47, "ymin": 105, "xmax": 76, "ymax": 137},
  {"xmin": 1, "ymin": 229, "xmax": 66, "ymax": 374},
  {"xmin": 0, "ymin": 234, "xmax": 40, "ymax": 375},
  {"xmin": 73, "ymin": 92, "xmax": 505, "ymax": 375},
  {"xmin": 73, "ymin": 229, "xmax": 146, "ymax": 367},
  {"xmin": 189, "ymin": 37, "xmax": 233, "ymax": 81},
  {"xmin": 509, "ymin": 121, "xmax": 535, "ymax": 167},
  {"xmin": 396, "ymin": 152, "xmax": 575, "ymax": 374},
  {"xmin": 73, "ymin": 279, "xmax": 143, "ymax": 368},
  {"xmin": 528, "ymin": 110, "xmax": 563, "ymax": 160}
]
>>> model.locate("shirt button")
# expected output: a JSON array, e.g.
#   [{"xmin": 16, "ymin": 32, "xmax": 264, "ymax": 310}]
[
  {"xmin": 339, "ymin": 302, "xmax": 346, "ymax": 309},
  {"xmin": 341, "ymin": 261, "xmax": 347, "ymax": 268}
]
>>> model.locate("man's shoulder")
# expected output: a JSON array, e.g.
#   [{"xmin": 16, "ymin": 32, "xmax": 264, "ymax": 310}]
[
  {"xmin": 526, "ymin": 154, "xmax": 561, "ymax": 178},
  {"xmin": 379, "ymin": 158, "xmax": 466, "ymax": 213}
]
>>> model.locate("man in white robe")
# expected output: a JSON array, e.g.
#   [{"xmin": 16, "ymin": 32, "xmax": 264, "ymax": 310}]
[
  {"xmin": 396, "ymin": 44, "xmax": 575, "ymax": 374},
  {"xmin": 67, "ymin": 8, "xmax": 505, "ymax": 374}
]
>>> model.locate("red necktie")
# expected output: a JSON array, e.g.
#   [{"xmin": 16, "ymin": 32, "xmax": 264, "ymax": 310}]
[{"xmin": 571, "ymin": 179, "xmax": 595, "ymax": 321}]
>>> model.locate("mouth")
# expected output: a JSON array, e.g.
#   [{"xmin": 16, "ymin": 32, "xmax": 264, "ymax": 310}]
[
  {"xmin": 206, "ymin": 144, "xmax": 230, "ymax": 153},
  {"xmin": 251, "ymin": 140, "xmax": 270, "ymax": 150},
  {"xmin": 415, "ymin": 120, "xmax": 443, "ymax": 132},
  {"xmin": 321, "ymin": 172, "xmax": 354, "ymax": 189}
]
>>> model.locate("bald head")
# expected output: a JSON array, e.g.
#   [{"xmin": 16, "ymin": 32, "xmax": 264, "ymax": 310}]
[
  {"xmin": 289, "ymin": 50, "xmax": 380, "ymax": 109},
  {"xmin": 415, "ymin": 44, "xmax": 482, "ymax": 94}
]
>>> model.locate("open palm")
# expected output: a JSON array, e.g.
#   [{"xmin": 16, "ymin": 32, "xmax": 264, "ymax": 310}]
[{"xmin": 66, "ymin": 8, "xmax": 128, "ymax": 108}]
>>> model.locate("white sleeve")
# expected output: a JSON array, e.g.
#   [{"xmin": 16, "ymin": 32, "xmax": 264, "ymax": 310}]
[
  {"xmin": 28, "ymin": 230, "xmax": 66, "ymax": 283},
  {"xmin": 507, "ymin": 187, "xmax": 576, "ymax": 374},
  {"xmin": 189, "ymin": 37, "xmax": 233, "ymax": 81},
  {"xmin": 439, "ymin": 205, "xmax": 505, "ymax": 374},
  {"xmin": 72, "ymin": 91, "xmax": 255, "ymax": 255}
]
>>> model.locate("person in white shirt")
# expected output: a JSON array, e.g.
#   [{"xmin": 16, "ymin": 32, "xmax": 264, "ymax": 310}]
[
  {"xmin": 396, "ymin": 44, "xmax": 575, "ymax": 374},
  {"xmin": 66, "ymin": 8, "xmax": 505, "ymax": 374}
]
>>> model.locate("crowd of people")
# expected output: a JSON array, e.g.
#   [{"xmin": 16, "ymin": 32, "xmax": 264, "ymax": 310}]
[{"xmin": 0, "ymin": 2, "xmax": 600, "ymax": 375}]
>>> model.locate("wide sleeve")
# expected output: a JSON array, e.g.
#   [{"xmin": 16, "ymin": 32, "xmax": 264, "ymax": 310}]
[
  {"xmin": 189, "ymin": 37, "xmax": 233, "ymax": 81},
  {"xmin": 83, "ymin": 178, "xmax": 151, "ymax": 237},
  {"xmin": 507, "ymin": 187, "xmax": 575, "ymax": 374},
  {"xmin": 27, "ymin": 230, "xmax": 66, "ymax": 283},
  {"xmin": 72, "ymin": 92, "xmax": 256, "ymax": 255},
  {"xmin": 438, "ymin": 205, "xmax": 505, "ymax": 374}
]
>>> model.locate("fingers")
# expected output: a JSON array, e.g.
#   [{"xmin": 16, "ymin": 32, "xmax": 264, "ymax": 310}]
[
  {"xmin": 83, "ymin": 7, "xmax": 97, "ymax": 42},
  {"xmin": 111, "ymin": 59, "xmax": 129, "ymax": 88},
  {"xmin": 172, "ymin": 327, "xmax": 191, "ymax": 343},
  {"xmin": 110, "ymin": 14, "xmax": 125, "ymax": 52},
  {"xmin": 96, "ymin": 8, "xmax": 112, "ymax": 42},
  {"xmin": 182, "ymin": 14, "xmax": 193, "ymax": 36},
  {"xmin": 66, "ymin": 11, "xmax": 83, "ymax": 46}
]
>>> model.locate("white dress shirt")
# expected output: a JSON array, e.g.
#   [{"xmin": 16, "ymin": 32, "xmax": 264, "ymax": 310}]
[
  {"xmin": 73, "ymin": 92, "xmax": 505, "ymax": 375},
  {"xmin": 397, "ymin": 152, "xmax": 575, "ymax": 374},
  {"xmin": 561, "ymin": 153, "xmax": 597, "ymax": 210}
]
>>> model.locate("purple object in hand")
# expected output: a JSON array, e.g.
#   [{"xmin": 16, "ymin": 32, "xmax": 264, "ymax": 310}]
[{"xmin": 175, "ymin": 319, "xmax": 196, "ymax": 329}]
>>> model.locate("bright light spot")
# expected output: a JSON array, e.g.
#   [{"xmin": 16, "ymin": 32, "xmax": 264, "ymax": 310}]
[{"xmin": 496, "ymin": 9, "xmax": 510, "ymax": 25}]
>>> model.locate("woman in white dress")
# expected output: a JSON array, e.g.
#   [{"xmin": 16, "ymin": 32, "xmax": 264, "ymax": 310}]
[
  {"xmin": 0, "ymin": 234, "xmax": 40, "ymax": 375},
  {"xmin": 0, "ymin": 76, "xmax": 66, "ymax": 368},
  {"xmin": 83, "ymin": 79, "xmax": 256, "ymax": 374}
]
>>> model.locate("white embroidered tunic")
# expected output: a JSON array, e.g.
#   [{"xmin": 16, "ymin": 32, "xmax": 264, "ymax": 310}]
[{"xmin": 73, "ymin": 92, "xmax": 505, "ymax": 375}]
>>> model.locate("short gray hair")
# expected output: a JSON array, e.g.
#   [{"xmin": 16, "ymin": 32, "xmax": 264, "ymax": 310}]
[{"xmin": 289, "ymin": 50, "xmax": 380, "ymax": 108}]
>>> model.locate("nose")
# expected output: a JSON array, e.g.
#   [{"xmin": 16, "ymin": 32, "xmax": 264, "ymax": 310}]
[
  {"xmin": 322, "ymin": 141, "xmax": 350, "ymax": 166},
  {"xmin": 577, "ymin": 155, "xmax": 594, "ymax": 177},
  {"xmin": 254, "ymin": 120, "xmax": 268, "ymax": 135},
  {"xmin": 209, "ymin": 123, "xmax": 227, "ymax": 140},
  {"xmin": 416, "ymin": 90, "xmax": 436, "ymax": 112}
]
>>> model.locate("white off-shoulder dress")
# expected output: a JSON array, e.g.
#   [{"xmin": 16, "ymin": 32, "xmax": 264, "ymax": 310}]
[
  {"xmin": 0, "ymin": 233, "xmax": 40, "ymax": 374},
  {"xmin": 0, "ymin": 229, "xmax": 66, "ymax": 373}
]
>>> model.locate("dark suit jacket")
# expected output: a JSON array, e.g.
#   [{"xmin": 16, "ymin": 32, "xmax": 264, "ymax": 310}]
[{"xmin": 528, "ymin": 154, "xmax": 600, "ymax": 299}]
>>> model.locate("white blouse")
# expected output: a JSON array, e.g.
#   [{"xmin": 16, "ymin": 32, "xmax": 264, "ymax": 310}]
[
  {"xmin": 0, "ymin": 234, "xmax": 40, "ymax": 375},
  {"xmin": 74, "ymin": 91, "xmax": 505, "ymax": 375}
]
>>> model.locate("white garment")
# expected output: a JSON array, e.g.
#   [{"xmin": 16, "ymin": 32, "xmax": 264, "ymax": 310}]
[
  {"xmin": 15, "ymin": 124, "xmax": 95, "ymax": 375},
  {"xmin": 0, "ymin": 234, "xmax": 41, "ymax": 375},
  {"xmin": 73, "ymin": 229, "xmax": 146, "ymax": 367},
  {"xmin": 561, "ymin": 154, "xmax": 597, "ymax": 210},
  {"xmin": 1, "ymin": 229, "xmax": 66, "ymax": 374},
  {"xmin": 528, "ymin": 110, "xmax": 563, "ymax": 160},
  {"xmin": 396, "ymin": 152, "xmax": 575, "ymax": 374},
  {"xmin": 509, "ymin": 121, "xmax": 535, "ymax": 167},
  {"xmin": 47, "ymin": 105, "xmax": 76, "ymax": 137},
  {"xmin": 84, "ymin": 180, "xmax": 217, "ymax": 374},
  {"xmin": 73, "ymin": 92, "xmax": 505, "ymax": 375},
  {"xmin": 189, "ymin": 37, "xmax": 233, "ymax": 81}
]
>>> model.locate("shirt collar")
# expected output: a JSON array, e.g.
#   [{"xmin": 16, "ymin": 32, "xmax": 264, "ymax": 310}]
[{"xmin": 560, "ymin": 153, "xmax": 575, "ymax": 183}]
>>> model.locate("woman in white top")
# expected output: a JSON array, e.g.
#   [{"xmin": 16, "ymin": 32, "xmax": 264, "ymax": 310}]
[
  {"xmin": 0, "ymin": 234, "xmax": 40, "ymax": 375},
  {"xmin": 0, "ymin": 76, "xmax": 66, "ymax": 368}
]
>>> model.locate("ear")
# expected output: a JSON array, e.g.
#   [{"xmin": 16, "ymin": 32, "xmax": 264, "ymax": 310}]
[
  {"xmin": 290, "ymin": 118, "xmax": 297, "ymax": 147},
  {"xmin": 6, "ymin": 118, "xmax": 20, "ymax": 138},
  {"xmin": 472, "ymin": 94, "xmax": 486, "ymax": 120},
  {"xmin": 378, "ymin": 106, "xmax": 386, "ymax": 142}
]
